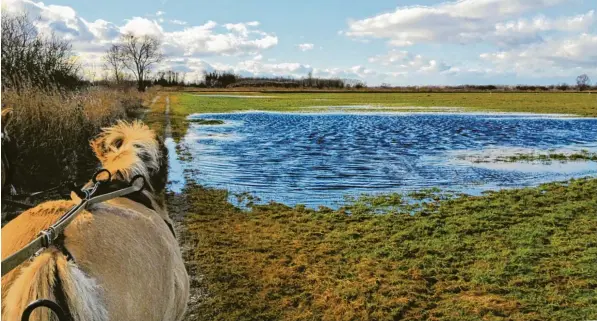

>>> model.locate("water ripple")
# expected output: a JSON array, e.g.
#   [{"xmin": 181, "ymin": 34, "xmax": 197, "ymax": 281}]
[{"xmin": 177, "ymin": 112, "xmax": 597, "ymax": 208}]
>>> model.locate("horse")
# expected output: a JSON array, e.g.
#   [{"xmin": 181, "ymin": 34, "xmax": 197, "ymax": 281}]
[{"xmin": 1, "ymin": 120, "xmax": 189, "ymax": 321}]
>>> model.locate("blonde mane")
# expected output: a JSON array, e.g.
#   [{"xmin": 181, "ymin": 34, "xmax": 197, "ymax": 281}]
[{"xmin": 90, "ymin": 120, "xmax": 160, "ymax": 189}]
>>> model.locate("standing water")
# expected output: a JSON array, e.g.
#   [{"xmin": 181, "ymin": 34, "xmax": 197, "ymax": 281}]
[{"xmin": 170, "ymin": 112, "xmax": 597, "ymax": 208}]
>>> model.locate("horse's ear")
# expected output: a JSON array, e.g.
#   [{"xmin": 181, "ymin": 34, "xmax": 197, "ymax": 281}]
[
  {"xmin": 90, "ymin": 136, "xmax": 108, "ymax": 162},
  {"xmin": 1, "ymin": 108, "xmax": 13, "ymax": 128}
]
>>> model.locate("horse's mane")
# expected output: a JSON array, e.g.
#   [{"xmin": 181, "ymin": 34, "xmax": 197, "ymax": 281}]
[{"xmin": 90, "ymin": 120, "xmax": 161, "ymax": 191}]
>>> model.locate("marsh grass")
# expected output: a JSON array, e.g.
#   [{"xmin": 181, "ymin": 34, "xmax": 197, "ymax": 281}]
[
  {"xmin": 181, "ymin": 178, "xmax": 597, "ymax": 320},
  {"xmin": 500, "ymin": 151, "xmax": 597, "ymax": 163},
  {"xmin": 1, "ymin": 86, "xmax": 150, "ymax": 190},
  {"xmin": 462, "ymin": 150, "xmax": 597, "ymax": 164},
  {"xmin": 188, "ymin": 119, "xmax": 225, "ymax": 125}
]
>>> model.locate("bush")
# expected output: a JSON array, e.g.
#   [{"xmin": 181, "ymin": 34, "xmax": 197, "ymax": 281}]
[{"xmin": 1, "ymin": 12, "xmax": 82, "ymax": 91}]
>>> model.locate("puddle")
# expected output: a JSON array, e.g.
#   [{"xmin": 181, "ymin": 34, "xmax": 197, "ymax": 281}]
[{"xmin": 171, "ymin": 112, "xmax": 597, "ymax": 208}]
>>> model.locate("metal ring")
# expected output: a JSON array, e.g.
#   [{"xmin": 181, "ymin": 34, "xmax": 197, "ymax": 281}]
[
  {"xmin": 21, "ymin": 299, "xmax": 67, "ymax": 321},
  {"xmin": 92, "ymin": 169, "xmax": 111, "ymax": 184},
  {"xmin": 39, "ymin": 227, "xmax": 56, "ymax": 248},
  {"xmin": 130, "ymin": 175, "xmax": 147, "ymax": 191}
]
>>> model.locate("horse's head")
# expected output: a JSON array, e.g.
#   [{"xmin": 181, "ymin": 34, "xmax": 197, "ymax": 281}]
[
  {"xmin": 90, "ymin": 120, "xmax": 165, "ymax": 194},
  {"xmin": 1, "ymin": 108, "xmax": 15, "ymax": 194}
]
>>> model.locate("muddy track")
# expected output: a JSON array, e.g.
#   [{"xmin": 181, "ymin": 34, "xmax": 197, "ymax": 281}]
[{"xmin": 160, "ymin": 95, "xmax": 205, "ymax": 319}]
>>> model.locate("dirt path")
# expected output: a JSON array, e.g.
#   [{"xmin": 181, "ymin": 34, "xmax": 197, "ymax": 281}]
[{"xmin": 160, "ymin": 94, "xmax": 205, "ymax": 319}]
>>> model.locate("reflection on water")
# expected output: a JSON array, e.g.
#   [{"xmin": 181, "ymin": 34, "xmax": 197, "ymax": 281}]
[
  {"xmin": 165, "ymin": 137, "xmax": 185, "ymax": 193},
  {"xmin": 171, "ymin": 112, "xmax": 597, "ymax": 208}
]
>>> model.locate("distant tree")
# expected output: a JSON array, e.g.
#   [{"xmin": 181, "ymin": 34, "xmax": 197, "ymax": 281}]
[
  {"xmin": 103, "ymin": 44, "xmax": 126, "ymax": 84},
  {"xmin": 118, "ymin": 33, "xmax": 164, "ymax": 91},
  {"xmin": 576, "ymin": 74, "xmax": 591, "ymax": 91}
]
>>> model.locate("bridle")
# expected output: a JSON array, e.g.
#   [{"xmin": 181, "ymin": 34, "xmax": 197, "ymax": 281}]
[{"xmin": 1, "ymin": 169, "xmax": 147, "ymax": 321}]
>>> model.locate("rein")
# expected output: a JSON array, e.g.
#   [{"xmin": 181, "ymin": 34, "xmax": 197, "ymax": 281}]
[{"xmin": 1, "ymin": 169, "xmax": 147, "ymax": 277}]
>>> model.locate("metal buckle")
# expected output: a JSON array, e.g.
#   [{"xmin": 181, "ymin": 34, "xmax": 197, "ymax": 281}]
[{"xmin": 39, "ymin": 227, "xmax": 57, "ymax": 248}]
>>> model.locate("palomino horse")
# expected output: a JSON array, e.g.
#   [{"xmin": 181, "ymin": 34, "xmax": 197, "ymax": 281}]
[{"xmin": 1, "ymin": 120, "xmax": 189, "ymax": 321}]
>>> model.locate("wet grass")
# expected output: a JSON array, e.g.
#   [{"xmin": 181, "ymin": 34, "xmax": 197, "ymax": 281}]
[
  {"xmin": 188, "ymin": 119, "xmax": 226, "ymax": 125},
  {"xmin": 463, "ymin": 150, "xmax": 597, "ymax": 163},
  {"xmin": 182, "ymin": 178, "xmax": 597, "ymax": 321},
  {"xmin": 500, "ymin": 151, "xmax": 597, "ymax": 163},
  {"xmin": 176, "ymin": 92, "xmax": 597, "ymax": 116}
]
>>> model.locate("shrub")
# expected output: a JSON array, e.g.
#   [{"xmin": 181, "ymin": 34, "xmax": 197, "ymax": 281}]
[{"xmin": 1, "ymin": 12, "xmax": 82, "ymax": 91}]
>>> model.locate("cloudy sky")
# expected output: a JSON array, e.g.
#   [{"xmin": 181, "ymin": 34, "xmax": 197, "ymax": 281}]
[{"xmin": 2, "ymin": 0, "xmax": 596, "ymax": 85}]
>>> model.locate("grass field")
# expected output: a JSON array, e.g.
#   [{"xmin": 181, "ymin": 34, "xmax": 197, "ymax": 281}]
[
  {"xmin": 161, "ymin": 92, "xmax": 597, "ymax": 321},
  {"xmin": 179, "ymin": 178, "xmax": 597, "ymax": 321},
  {"xmin": 175, "ymin": 92, "xmax": 597, "ymax": 116}
]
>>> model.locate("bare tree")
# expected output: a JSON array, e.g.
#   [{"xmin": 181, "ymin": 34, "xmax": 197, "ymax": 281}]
[
  {"xmin": 103, "ymin": 44, "xmax": 125, "ymax": 84},
  {"xmin": 118, "ymin": 33, "xmax": 164, "ymax": 91},
  {"xmin": 1, "ymin": 12, "xmax": 80, "ymax": 91},
  {"xmin": 576, "ymin": 74, "xmax": 591, "ymax": 91}
]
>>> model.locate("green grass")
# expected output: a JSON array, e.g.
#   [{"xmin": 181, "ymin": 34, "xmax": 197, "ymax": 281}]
[
  {"xmin": 180, "ymin": 178, "xmax": 597, "ymax": 321},
  {"xmin": 175, "ymin": 92, "xmax": 597, "ymax": 116}
]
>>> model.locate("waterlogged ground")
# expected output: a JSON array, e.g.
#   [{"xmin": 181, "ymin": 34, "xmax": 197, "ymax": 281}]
[
  {"xmin": 172, "ymin": 111, "xmax": 597, "ymax": 207},
  {"xmin": 151, "ymin": 95, "xmax": 597, "ymax": 320}
]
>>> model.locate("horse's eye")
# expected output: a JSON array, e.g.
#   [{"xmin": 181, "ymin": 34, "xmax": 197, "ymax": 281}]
[{"xmin": 113, "ymin": 139, "xmax": 123, "ymax": 149}]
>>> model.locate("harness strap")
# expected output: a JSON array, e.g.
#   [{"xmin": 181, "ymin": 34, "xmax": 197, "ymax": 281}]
[{"xmin": 1, "ymin": 175, "xmax": 145, "ymax": 277}]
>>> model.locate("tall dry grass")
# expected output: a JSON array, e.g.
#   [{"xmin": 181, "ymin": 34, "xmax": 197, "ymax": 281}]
[{"xmin": 2, "ymin": 85, "xmax": 151, "ymax": 190}]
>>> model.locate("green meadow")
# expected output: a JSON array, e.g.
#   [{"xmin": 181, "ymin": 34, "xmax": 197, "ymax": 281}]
[
  {"xmin": 155, "ymin": 92, "xmax": 597, "ymax": 321},
  {"xmin": 175, "ymin": 91, "xmax": 597, "ymax": 116}
]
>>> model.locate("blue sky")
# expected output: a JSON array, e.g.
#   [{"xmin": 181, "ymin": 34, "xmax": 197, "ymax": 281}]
[{"xmin": 4, "ymin": 0, "xmax": 596, "ymax": 85}]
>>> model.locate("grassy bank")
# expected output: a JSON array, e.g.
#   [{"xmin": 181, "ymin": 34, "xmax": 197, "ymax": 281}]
[
  {"xmin": 180, "ymin": 178, "xmax": 597, "ymax": 321},
  {"xmin": 175, "ymin": 92, "xmax": 597, "ymax": 116}
]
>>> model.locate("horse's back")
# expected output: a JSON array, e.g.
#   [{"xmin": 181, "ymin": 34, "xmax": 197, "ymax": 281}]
[
  {"xmin": 64, "ymin": 199, "xmax": 189, "ymax": 321},
  {"xmin": 1, "ymin": 198, "xmax": 189, "ymax": 321}
]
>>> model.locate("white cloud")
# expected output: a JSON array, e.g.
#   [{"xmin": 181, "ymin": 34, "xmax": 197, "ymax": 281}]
[
  {"xmin": 5, "ymin": 0, "xmax": 279, "ymax": 58},
  {"xmin": 159, "ymin": 21, "xmax": 278, "ymax": 57},
  {"xmin": 120, "ymin": 17, "xmax": 164, "ymax": 38},
  {"xmin": 344, "ymin": 0, "xmax": 582, "ymax": 47},
  {"xmin": 493, "ymin": 10, "xmax": 595, "ymax": 46},
  {"xmin": 297, "ymin": 43, "xmax": 314, "ymax": 51},
  {"xmin": 169, "ymin": 19, "xmax": 188, "ymax": 25},
  {"xmin": 481, "ymin": 33, "xmax": 597, "ymax": 76},
  {"xmin": 369, "ymin": 50, "xmax": 451, "ymax": 73}
]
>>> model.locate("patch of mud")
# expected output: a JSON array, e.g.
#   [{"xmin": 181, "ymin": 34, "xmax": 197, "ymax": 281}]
[{"xmin": 166, "ymin": 190, "xmax": 209, "ymax": 320}]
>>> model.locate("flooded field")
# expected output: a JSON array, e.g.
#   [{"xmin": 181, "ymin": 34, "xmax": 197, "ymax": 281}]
[{"xmin": 171, "ymin": 111, "xmax": 597, "ymax": 207}]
